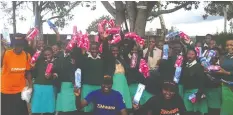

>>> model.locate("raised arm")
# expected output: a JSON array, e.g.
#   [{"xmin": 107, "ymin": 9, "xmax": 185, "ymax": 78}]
[{"xmin": 52, "ymin": 28, "xmax": 61, "ymax": 42}]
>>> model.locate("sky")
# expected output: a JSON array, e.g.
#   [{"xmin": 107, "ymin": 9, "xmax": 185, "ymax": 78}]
[{"xmin": 0, "ymin": 1, "xmax": 231, "ymax": 36}]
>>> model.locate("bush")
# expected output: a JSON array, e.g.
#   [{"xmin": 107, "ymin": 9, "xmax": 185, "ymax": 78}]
[{"xmin": 213, "ymin": 32, "xmax": 233, "ymax": 47}]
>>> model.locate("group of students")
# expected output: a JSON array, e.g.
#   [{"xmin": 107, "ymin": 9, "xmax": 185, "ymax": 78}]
[{"xmin": 1, "ymin": 27, "xmax": 233, "ymax": 115}]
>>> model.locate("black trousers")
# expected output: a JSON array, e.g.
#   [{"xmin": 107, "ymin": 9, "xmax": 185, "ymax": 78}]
[{"xmin": 1, "ymin": 93, "xmax": 29, "ymax": 115}]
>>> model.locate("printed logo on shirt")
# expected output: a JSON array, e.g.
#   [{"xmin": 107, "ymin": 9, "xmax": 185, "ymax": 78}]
[
  {"xmin": 97, "ymin": 104, "xmax": 115, "ymax": 110},
  {"xmin": 10, "ymin": 68, "xmax": 26, "ymax": 73},
  {"xmin": 160, "ymin": 108, "xmax": 180, "ymax": 115}
]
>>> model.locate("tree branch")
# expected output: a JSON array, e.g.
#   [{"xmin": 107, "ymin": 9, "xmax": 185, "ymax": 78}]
[
  {"xmin": 150, "ymin": 2, "xmax": 192, "ymax": 17},
  {"xmin": 41, "ymin": 1, "xmax": 80, "ymax": 22},
  {"xmin": 41, "ymin": 9, "xmax": 51, "ymax": 18},
  {"xmin": 16, "ymin": 1, "xmax": 23, "ymax": 7},
  {"xmin": 101, "ymin": 1, "xmax": 116, "ymax": 18}
]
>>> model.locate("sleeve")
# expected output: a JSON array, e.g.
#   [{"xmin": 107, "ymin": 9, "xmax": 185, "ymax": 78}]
[
  {"xmin": 196, "ymin": 65, "xmax": 205, "ymax": 91},
  {"xmin": 26, "ymin": 53, "xmax": 32, "ymax": 71},
  {"xmin": 134, "ymin": 96, "xmax": 157, "ymax": 113},
  {"xmin": 177, "ymin": 96, "xmax": 186, "ymax": 115},
  {"xmin": 102, "ymin": 39, "xmax": 115, "ymax": 77},
  {"xmin": 116, "ymin": 93, "xmax": 126, "ymax": 111},
  {"xmin": 85, "ymin": 91, "xmax": 96, "ymax": 104}
]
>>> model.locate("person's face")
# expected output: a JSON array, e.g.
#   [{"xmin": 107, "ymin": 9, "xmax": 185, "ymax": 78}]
[
  {"xmin": 209, "ymin": 40, "xmax": 216, "ymax": 49},
  {"xmin": 44, "ymin": 50, "xmax": 53, "ymax": 62},
  {"xmin": 162, "ymin": 88, "xmax": 175, "ymax": 100},
  {"xmin": 157, "ymin": 41, "xmax": 164, "ymax": 50},
  {"xmin": 226, "ymin": 40, "xmax": 233, "ymax": 54},
  {"xmin": 196, "ymin": 42, "xmax": 202, "ymax": 47},
  {"xmin": 111, "ymin": 47, "xmax": 119, "ymax": 58},
  {"xmin": 205, "ymin": 35, "xmax": 212, "ymax": 44},
  {"xmin": 37, "ymin": 40, "xmax": 45, "ymax": 51},
  {"xmin": 90, "ymin": 44, "xmax": 98, "ymax": 58},
  {"xmin": 187, "ymin": 50, "xmax": 196, "ymax": 62},
  {"xmin": 173, "ymin": 43, "xmax": 182, "ymax": 55},
  {"xmin": 52, "ymin": 45, "xmax": 60, "ymax": 56},
  {"xmin": 149, "ymin": 38, "xmax": 156, "ymax": 48},
  {"xmin": 131, "ymin": 45, "xmax": 138, "ymax": 54},
  {"xmin": 101, "ymin": 84, "xmax": 112, "ymax": 93},
  {"xmin": 13, "ymin": 44, "xmax": 24, "ymax": 54}
]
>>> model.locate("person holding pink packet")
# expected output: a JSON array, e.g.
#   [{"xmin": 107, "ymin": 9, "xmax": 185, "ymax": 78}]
[
  {"xmin": 30, "ymin": 47, "xmax": 58, "ymax": 115},
  {"xmin": 30, "ymin": 50, "xmax": 41, "ymax": 65},
  {"xmin": 124, "ymin": 43, "xmax": 153, "ymax": 107},
  {"xmin": 203, "ymin": 48, "xmax": 222, "ymax": 115},
  {"xmin": 26, "ymin": 28, "xmax": 39, "ymax": 41}
]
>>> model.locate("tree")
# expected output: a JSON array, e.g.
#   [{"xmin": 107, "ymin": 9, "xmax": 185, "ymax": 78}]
[
  {"xmin": 32, "ymin": 1, "xmax": 96, "ymax": 39},
  {"xmin": 203, "ymin": 1, "xmax": 233, "ymax": 33},
  {"xmin": 0, "ymin": 1, "xmax": 24, "ymax": 34},
  {"xmin": 1, "ymin": 1, "xmax": 96, "ymax": 39},
  {"xmin": 86, "ymin": 15, "xmax": 112, "ymax": 33},
  {"xmin": 101, "ymin": 1, "xmax": 200, "ymax": 37},
  {"xmin": 158, "ymin": 1, "xmax": 166, "ymax": 39}
]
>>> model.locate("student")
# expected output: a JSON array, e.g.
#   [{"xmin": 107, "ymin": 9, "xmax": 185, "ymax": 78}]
[
  {"xmin": 124, "ymin": 43, "xmax": 153, "ymax": 106},
  {"xmin": 1, "ymin": 36, "xmax": 33, "ymax": 115},
  {"xmin": 133, "ymin": 81, "xmax": 186, "ymax": 115},
  {"xmin": 204, "ymin": 48, "xmax": 222, "ymax": 115},
  {"xmin": 143, "ymin": 37, "xmax": 162, "ymax": 71},
  {"xmin": 179, "ymin": 48, "xmax": 208, "ymax": 115},
  {"xmin": 158, "ymin": 41, "xmax": 185, "ymax": 98},
  {"xmin": 102, "ymin": 35, "xmax": 132, "ymax": 109},
  {"xmin": 215, "ymin": 39, "xmax": 233, "ymax": 115},
  {"xmin": 52, "ymin": 42, "xmax": 77, "ymax": 115},
  {"xmin": 156, "ymin": 40, "xmax": 164, "ymax": 50},
  {"xmin": 74, "ymin": 41, "xmax": 106, "ymax": 113},
  {"xmin": 52, "ymin": 42, "xmax": 62, "ymax": 57},
  {"xmin": 30, "ymin": 47, "xmax": 57, "ymax": 115},
  {"xmin": 76, "ymin": 76, "xmax": 128, "ymax": 115}
]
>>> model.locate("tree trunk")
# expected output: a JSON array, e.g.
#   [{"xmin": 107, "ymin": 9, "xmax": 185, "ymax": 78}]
[
  {"xmin": 126, "ymin": 1, "xmax": 137, "ymax": 32},
  {"xmin": 158, "ymin": 2, "xmax": 166, "ymax": 40},
  {"xmin": 134, "ymin": 2, "xmax": 149, "ymax": 37},
  {"xmin": 34, "ymin": 1, "xmax": 43, "ymax": 40},
  {"xmin": 223, "ymin": 5, "xmax": 228, "ymax": 33},
  {"xmin": 12, "ymin": 1, "xmax": 16, "ymax": 35},
  {"xmin": 115, "ymin": 1, "xmax": 125, "ymax": 26}
]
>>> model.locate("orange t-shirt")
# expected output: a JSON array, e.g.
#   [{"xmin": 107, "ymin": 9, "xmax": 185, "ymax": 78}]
[{"xmin": 1, "ymin": 50, "xmax": 31, "ymax": 94}]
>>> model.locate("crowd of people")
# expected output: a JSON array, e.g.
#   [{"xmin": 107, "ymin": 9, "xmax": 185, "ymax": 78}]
[{"xmin": 1, "ymin": 26, "xmax": 233, "ymax": 115}]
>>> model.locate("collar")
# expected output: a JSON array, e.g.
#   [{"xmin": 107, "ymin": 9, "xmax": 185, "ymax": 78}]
[
  {"xmin": 204, "ymin": 43, "xmax": 208, "ymax": 47},
  {"xmin": 64, "ymin": 51, "xmax": 70, "ymax": 57},
  {"xmin": 128, "ymin": 54, "xmax": 132, "ymax": 58},
  {"xmin": 186, "ymin": 60, "xmax": 197, "ymax": 68},
  {"xmin": 227, "ymin": 53, "xmax": 233, "ymax": 59},
  {"xmin": 87, "ymin": 52, "xmax": 101, "ymax": 59}
]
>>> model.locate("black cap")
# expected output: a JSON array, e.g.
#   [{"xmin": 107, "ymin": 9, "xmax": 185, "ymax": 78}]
[
  {"xmin": 12, "ymin": 33, "xmax": 26, "ymax": 46},
  {"xmin": 162, "ymin": 81, "xmax": 178, "ymax": 92},
  {"xmin": 102, "ymin": 75, "xmax": 113, "ymax": 85}
]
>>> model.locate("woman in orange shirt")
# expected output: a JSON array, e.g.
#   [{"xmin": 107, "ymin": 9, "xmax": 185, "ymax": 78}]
[{"xmin": 1, "ymin": 34, "xmax": 32, "ymax": 115}]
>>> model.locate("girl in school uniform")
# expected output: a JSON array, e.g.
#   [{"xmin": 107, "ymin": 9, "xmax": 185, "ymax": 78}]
[
  {"xmin": 179, "ymin": 48, "xmax": 208, "ymax": 115},
  {"xmin": 123, "ymin": 42, "xmax": 153, "ymax": 106},
  {"xmin": 215, "ymin": 39, "xmax": 233, "ymax": 115},
  {"xmin": 52, "ymin": 43, "xmax": 77, "ymax": 115},
  {"xmin": 74, "ymin": 41, "xmax": 106, "ymax": 113},
  {"xmin": 31, "ymin": 47, "xmax": 57, "ymax": 115},
  {"xmin": 204, "ymin": 48, "xmax": 222, "ymax": 115},
  {"xmin": 101, "ymin": 35, "xmax": 132, "ymax": 109}
]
